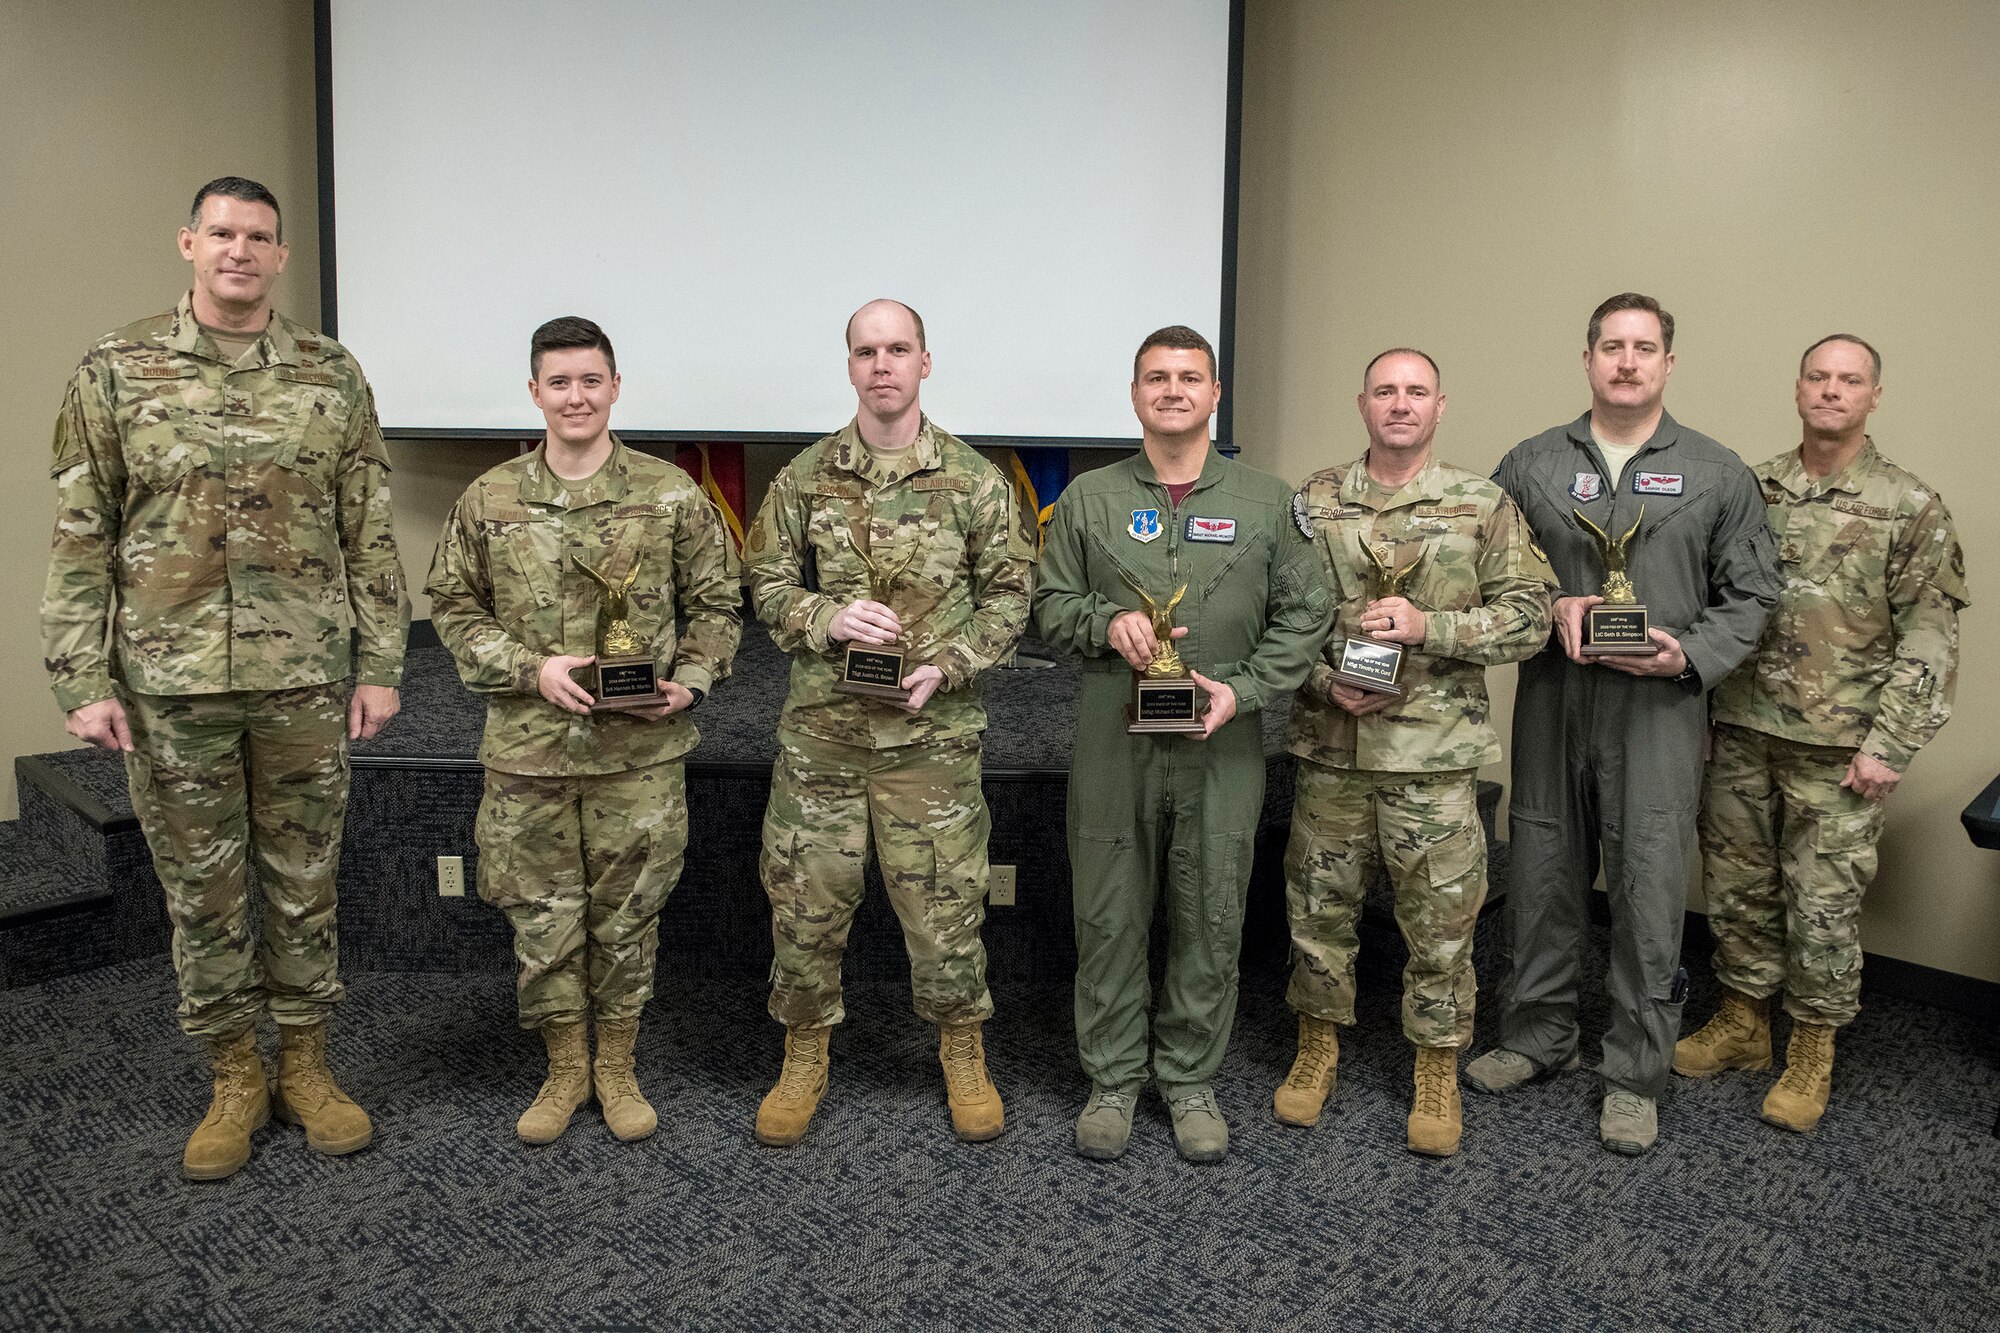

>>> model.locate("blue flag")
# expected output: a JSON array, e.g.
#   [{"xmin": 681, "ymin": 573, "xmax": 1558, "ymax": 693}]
[{"xmin": 1006, "ymin": 447, "xmax": 1071, "ymax": 548}]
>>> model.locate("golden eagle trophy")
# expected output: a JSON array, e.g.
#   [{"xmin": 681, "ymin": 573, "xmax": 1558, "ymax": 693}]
[
  {"xmin": 832, "ymin": 536, "xmax": 923, "ymax": 703},
  {"xmin": 1573, "ymin": 505, "xmax": 1660, "ymax": 656},
  {"xmin": 1123, "ymin": 575, "xmax": 1206, "ymax": 734},
  {"xmin": 569, "ymin": 555, "xmax": 665, "ymax": 710},
  {"xmin": 1327, "ymin": 540, "xmax": 1424, "ymax": 697}
]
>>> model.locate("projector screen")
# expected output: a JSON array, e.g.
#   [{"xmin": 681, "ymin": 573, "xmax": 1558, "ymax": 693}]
[{"xmin": 319, "ymin": 0, "xmax": 1240, "ymax": 446}]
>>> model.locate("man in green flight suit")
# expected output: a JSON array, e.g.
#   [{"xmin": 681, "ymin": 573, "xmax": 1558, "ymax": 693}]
[
  {"xmin": 42, "ymin": 178, "xmax": 409, "ymax": 1179},
  {"xmin": 743, "ymin": 299, "xmax": 1035, "ymax": 1148},
  {"xmin": 427, "ymin": 317, "xmax": 741, "ymax": 1145},
  {"xmin": 1280, "ymin": 349, "xmax": 1552, "ymax": 1156},
  {"xmin": 1675, "ymin": 334, "xmax": 1966, "ymax": 1133},
  {"xmin": 1034, "ymin": 325, "xmax": 1332, "ymax": 1163}
]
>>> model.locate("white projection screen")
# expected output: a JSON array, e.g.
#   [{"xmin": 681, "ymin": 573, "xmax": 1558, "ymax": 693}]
[{"xmin": 319, "ymin": 0, "xmax": 1240, "ymax": 446}]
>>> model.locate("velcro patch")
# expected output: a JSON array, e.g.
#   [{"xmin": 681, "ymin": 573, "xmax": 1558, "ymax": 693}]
[
  {"xmin": 1570, "ymin": 473, "xmax": 1603, "ymax": 503},
  {"xmin": 127, "ymin": 364, "xmax": 195, "ymax": 380},
  {"xmin": 1633, "ymin": 471, "xmax": 1684, "ymax": 495},
  {"xmin": 1416, "ymin": 504, "xmax": 1478, "ymax": 518},
  {"xmin": 1831, "ymin": 498, "xmax": 1893, "ymax": 519},
  {"xmin": 910, "ymin": 475, "xmax": 968, "ymax": 493},
  {"xmin": 275, "ymin": 367, "xmax": 338, "ymax": 387},
  {"xmin": 1186, "ymin": 515, "xmax": 1237, "ymax": 543}
]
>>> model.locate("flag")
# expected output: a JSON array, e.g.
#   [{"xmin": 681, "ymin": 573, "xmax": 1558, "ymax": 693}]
[
  {"xmin": 1005, "ymin": 447, "xmax": 1070, "ymax": 549},
  {"xmin": 677, "ymin": 442, "xmax": 747, "ymax": 557}
]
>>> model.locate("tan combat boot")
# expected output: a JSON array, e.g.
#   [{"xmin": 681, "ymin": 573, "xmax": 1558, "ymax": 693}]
[
  {"xmin": 755, "ymin": 1025, "xmax": 830, "ymax": 1147},
  {"xmin": 517, "ymin": 1020, "xmax": 592, "ymax": 1145},
  {"xmin": 593, "ymin": 1016, "xmax": 657, "ymax": 1143},
  {"xmin": 1761, "ymin": 1020, "xmax": 1836, "ymax": 1133},
  {"xmin": 938, "ymin": 1023, "xmax": 1005, "ymax": 1142},
  {"xmin": 1673, "ymin": 988, "xmax": 1772, "ymax": 1077},
  {"xmin": 183, "ymin": 1028, "xmax": 270, "ymax": 1180},
  {"xmin": 1273, "ymin": 1014, "xmax": 1341, "ymax": 1127},
  {"xmin": 1407, "ymin": 1045, "xmax": 1463, "ymax": 1157},
  {"xmin": 273, "ymin": 1022, "xmax": 373, "ymax": 1155}
]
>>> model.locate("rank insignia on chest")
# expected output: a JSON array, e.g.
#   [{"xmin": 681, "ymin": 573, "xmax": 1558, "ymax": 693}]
[
  {"xmin": 1633, "ymin": 471, "xmax": 1683, "ymax": 495},
  {"xmin": 1186, "ymin": 515, "xmax": 1236, "ymax": 543},
  {"xmin": 1571, "ymin": 472, "xmax": 1604, "ymax": 503},
  {"xmin": 1129, "ymin": 508, "xmax": 1162, "ymax": 543}
]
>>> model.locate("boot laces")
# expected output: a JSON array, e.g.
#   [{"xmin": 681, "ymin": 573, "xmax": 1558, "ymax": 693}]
[
  {"xmin": 532, "ymin": 1047, "xmax": 588, "ymax": 1109},
  {"xmin": 1777, "ymin": 1024, "xmax": 1834, "ymax": 1090},
  {"xmin": 1285, "ymin": 1027, "xmax": 1338, "ymax": 1089},
  {"xmin": 774, "ymin": 1033, "xmax": 825, "ymax": 1102},
  {"xmin": 942, "ymin": 1029, "xmax": 986, "ymax": 1097},
  {"xmin": 596, "ymin": 1061, "xmax": 641, "ymax": 1103},
  {"xmin": 1170, "ymin": 1089, "xmax": 1220, "ymax": 1119},
  {"xmin": 1414, "ymin": 1057, "xmax": 1452, "ymax": 1118},
  {"xmin": 1088, "ymin": 1090, "xmax": 1133, "ymax": 1113},
  {"xmin": 214, "ymin": 1050, "xmax": 260, "ymax": 1116}
]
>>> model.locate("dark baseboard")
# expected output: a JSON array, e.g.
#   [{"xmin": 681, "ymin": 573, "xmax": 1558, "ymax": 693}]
[{"xmin": 1580, "ymin": 892, "xmax": 2000, "ymax": 1023}]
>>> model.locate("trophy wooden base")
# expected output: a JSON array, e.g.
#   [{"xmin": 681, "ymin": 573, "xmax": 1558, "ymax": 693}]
[
  {"xmin": 1127, "ymin": 675, "xmax": 1208, "ymax": 734},
  {"xmin": 1327, "ymin": 636, "xmax": 1405, "ymax": 697},
  {"xmin": 833, "ymin": 643, "xmax": 913, "ymax": 704},
  {"xmin": 571, "ymin": 658, "xmax": 666, "ymax": 712},
  {"xmin": 1580, "ymin": 603, "xmax": 1662, "ymax": 657}
]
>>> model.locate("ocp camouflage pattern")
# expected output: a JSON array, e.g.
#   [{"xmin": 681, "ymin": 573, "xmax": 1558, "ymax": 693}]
[
  {"xmin": 43, "ymin": 293, "xmax": 408, "ymax": 712},
  {"xmin": 1710, "ymin": 441, "xmax": 1967, "ymax": 772},
  {"xmin": 1286, "ymin": 457, "xmax": 1553, "ymax": 772},
  {"xmin": 744, "ymin": 418, "xmax": 1034, "ymax": 750}
]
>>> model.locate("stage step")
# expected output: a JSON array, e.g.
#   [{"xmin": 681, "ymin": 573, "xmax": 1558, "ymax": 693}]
[{"xmin": 0, "ymin": 818, "xmax": 109, "ymax": 926}]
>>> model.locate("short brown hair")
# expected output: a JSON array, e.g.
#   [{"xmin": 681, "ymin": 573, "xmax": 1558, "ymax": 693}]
[
  {"xmin": 189, "ymin": 176, "xmax": 283, "ymax": 243},
  {"xmin": 1133, "ymin": 325, "xmax": 1216, "ymax": 381},
  {"xmin": 531, "ymin": 316, "xmax": 616, "ymax": 378},
  {"xmin": 1587, "ymin": 292, "xmax": 1674, "ymax": 353},
  {"xmin": 1799, "ymin": 333, "xmax": 1881, "ymax": 382},
  {"xmin": 1362, "ymin": 347, "xmax": 1441, "ymax": 391},
  {"xmin": 845, "ymin": 300, "xmax": 927, "ymax": 352}
]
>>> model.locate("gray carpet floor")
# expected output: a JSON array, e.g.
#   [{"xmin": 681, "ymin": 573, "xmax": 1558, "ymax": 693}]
[{"xmin": 2, "ymin": 942, "xmax": 1996, "ymax": 1332}]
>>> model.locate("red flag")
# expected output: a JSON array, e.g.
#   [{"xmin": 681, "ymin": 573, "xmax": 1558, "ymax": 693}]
[{"xmin": 677, "ymin": 442, "xmax": 747, "ymax": 556}]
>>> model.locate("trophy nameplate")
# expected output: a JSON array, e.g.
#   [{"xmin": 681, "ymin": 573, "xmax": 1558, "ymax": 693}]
[
  {"xmin": 1121, "ymin": 576, "xmax": 1207, "ymax": 735},
  {"xmin": 832, "ymin": 534, "xmax": 920, "ymax": 704},
  {"xmin": 1574, "ymin": 505, "xmax": 1662, "ymax": 657},
  {"xmin": 1326, "ymin": 539, "xmax": 1422, "ymax": 696},
  {"xmin": 571, "ymin": 555, "xmax": 666, "ymax": 711}
]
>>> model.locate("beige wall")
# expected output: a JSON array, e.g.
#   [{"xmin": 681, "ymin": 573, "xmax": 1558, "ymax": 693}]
[
  {"xmin": 6, "ymin": 1, "xmax": 1997, "ymax": 982},
  {"xmin": 1234, "ymin": 0, "xmax": 2000, "ymax": 982}
]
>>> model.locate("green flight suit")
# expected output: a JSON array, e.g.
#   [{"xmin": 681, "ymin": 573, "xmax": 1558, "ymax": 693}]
[{"xmin": 1034, "ymin": 447, "xmax": 1331, "ymax": 1093}]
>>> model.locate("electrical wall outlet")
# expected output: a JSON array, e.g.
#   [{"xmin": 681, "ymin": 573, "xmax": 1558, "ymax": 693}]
[
  {"xmin": 989, "ymin": 864, "xmax": 1017, "ymax": 907},
  {"xmin": 437, "ymin": 855, "xmax": 465, "ymax": 897}
]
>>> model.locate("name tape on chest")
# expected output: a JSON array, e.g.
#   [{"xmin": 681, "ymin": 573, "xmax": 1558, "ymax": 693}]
[
  {"xmin": 1632, "ymin": 471, "xmax": 1684, "ymax": 495},
  {"xmin": 1415, "ymin": 504, "xmax": 1479, "ymax": 519},
  {"xmin": 1185, "ymin": 515, "xmax": 1236, "ymax": 543}
]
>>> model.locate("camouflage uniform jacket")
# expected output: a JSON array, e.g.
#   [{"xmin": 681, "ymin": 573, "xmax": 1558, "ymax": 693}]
[
  {"xmin": 43, "ymin": 293, "xmax": 408, "ymax": 711},
  {"xmin": 1033, "ymin": 445, "xmax": 1332, "ymax": 713},
  {"xmin": 745, "ymin": 418, "xmax": 1034, "ymax": 750},
  {"xmin": 426, "ymin": 439, "xmax": 741, "ymax": 776},
  {"xmin": 1287, "ymin": 456, "xmax": 1554, "ymax": 772},
  {"xmin": 1710, "ymin": 440, "xmax": 1967, "ymax": 772}
]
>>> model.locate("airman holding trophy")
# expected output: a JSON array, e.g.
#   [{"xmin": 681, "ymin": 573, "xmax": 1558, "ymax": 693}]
[{"xmin": 427, "ymin": 317, "xmax": 741, "ymax": 1145}]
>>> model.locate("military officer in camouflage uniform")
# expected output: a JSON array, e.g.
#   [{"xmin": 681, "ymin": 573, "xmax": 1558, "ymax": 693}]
[
  {"xmin": 428, "ymin": 317, "xmax": 740, "ymax": 1145},
  {"xmin": 1035, "ymin": 326, "xmax": 1331, "ymax": 1164},
  {"xmin": 1675, "ymin": 334, "xmax": 1965, "ymax": 1133},
  {"xmin": 41, "ymin": 178, "xmax": 409, "ymax": 1180},
  {"xmin": 1471, "ymin": 293, "xmax": 1779, "ymax": 1155},
  {"xmin": 1279, "ymin": 349, "xmax": 1552, "ymax": 1156},
  {"xmin": 743, "ymin": 299, "xmax": 1034, "ymax": 1148}
]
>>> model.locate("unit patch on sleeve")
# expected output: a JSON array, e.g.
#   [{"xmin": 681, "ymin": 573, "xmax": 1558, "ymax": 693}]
[
  {"xmin": 1570, "ymin": 472, "xmax": 1603, "ymax": 503},
  {"xmin": 1186, "ymin": 515, "xmax": 1237, "ymax": 543},
  {"xmin": 1128, "ymin": 508, "xmax": 1162, "ymax": 543},
  {"xmin": 1633, "ymin": 471, "xmax": 1684, "ymax": 495},
  {"xmin": 1292, "ymin": 490, "xmax": 1314, "ymax": 538}
]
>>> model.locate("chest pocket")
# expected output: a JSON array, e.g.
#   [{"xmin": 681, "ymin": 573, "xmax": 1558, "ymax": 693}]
[
  {"xmin": 490, "ymin": 515, "xmax": 564, "ymax": 627},
  {"xmin": 905, "ymin": 475, "xmax": 971, "ymax": 594},
  {"xmin": 120, "ymin": 366, "xmax": 211, "ymax": 493},
  {"xmin": 271, "ymin": 371, "xmax": 350, "ymax": 499},
  {"xmin": 1408, "ymin": 524, "xmax": 1482, "ymax": 612},
  {"xmin": 1791, "ymin": 515, "xmax": 1885, "ymax": 589}
]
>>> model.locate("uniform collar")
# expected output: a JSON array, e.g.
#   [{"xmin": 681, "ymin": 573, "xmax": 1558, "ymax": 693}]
[
  {"xmin": 1339, "ymin": 452, "xmax": 1445, "ymax": 509},
  {"xmin": 1563, "ymin": 409, "xmax": 1682, "ymax": 460},
  {"xmin": 1768, "ymin": 438, "xmax": 1880, "ymax": 497},
  {"xmin": 165, "ymin": 290, "xmax": 305, "ymax": 368},
  {"xmin": 519, "ymin": 436, "xmax": 633, "ymax": 508},
  {"xmin": 1130, "ymin": 442, "xmax": 1228, "ymax": 491},
  {"xmin": 831, "ymin": 416, "xmax": 943, "ymax": 486}
]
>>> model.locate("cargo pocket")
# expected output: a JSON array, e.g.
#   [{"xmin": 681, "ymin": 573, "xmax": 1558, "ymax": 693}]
[
  {"xmin": 473, "ymin": 792, "xmax": 515, "ymax": 908},
  {"xmin": 1189, "ymin": 828, "xmax": 1252, "ymax": 971},
  {"xmin": 1417, "ymin": 820, "xmax": 1486, "ymax": 936}
]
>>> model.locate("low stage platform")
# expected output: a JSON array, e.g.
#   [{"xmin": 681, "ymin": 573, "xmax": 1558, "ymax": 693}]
[{"xmin": 3, "ymin": 617, "xmax": 1506, "ymax": 990}]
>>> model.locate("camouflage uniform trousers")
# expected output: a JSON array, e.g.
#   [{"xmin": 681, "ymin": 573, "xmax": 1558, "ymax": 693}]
[
  {"xmin": 1283, "ymin": 760, "xmax": 1487, "ymax": 1047},
  {"xmin": 1700, "ymin": 722, "xmax": 1886, "ymax": 1027},
  {"xmin": 475, "ymin": 761, "xmax": 688, "ymax": 1029},
  {"xmin": 123, "ymin": 683, "xmax": 350, "ymax": 1040},
  {"xmin": 760, "ymin": 729, "xmax": 993, "ymax": 1029}
]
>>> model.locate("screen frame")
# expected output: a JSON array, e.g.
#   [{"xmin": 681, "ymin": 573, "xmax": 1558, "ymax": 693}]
[{"xmin": 312, "ymin": 0, "xmax": 1244, "ymax": 451}]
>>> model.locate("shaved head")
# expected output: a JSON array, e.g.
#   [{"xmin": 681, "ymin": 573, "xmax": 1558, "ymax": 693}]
[{"xmin": 845, "ymin": 299, "xmax": 926, "ymax": 352}]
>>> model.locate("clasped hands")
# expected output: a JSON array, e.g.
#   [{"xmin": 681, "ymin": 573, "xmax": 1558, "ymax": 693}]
[
  {"xmin": 829, "ymin": 599, "xmax": 944, "ymax": 712},
  {"xmin": 1106, "ymin": 609, "xmax": 1236, "ymax": 738}
]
